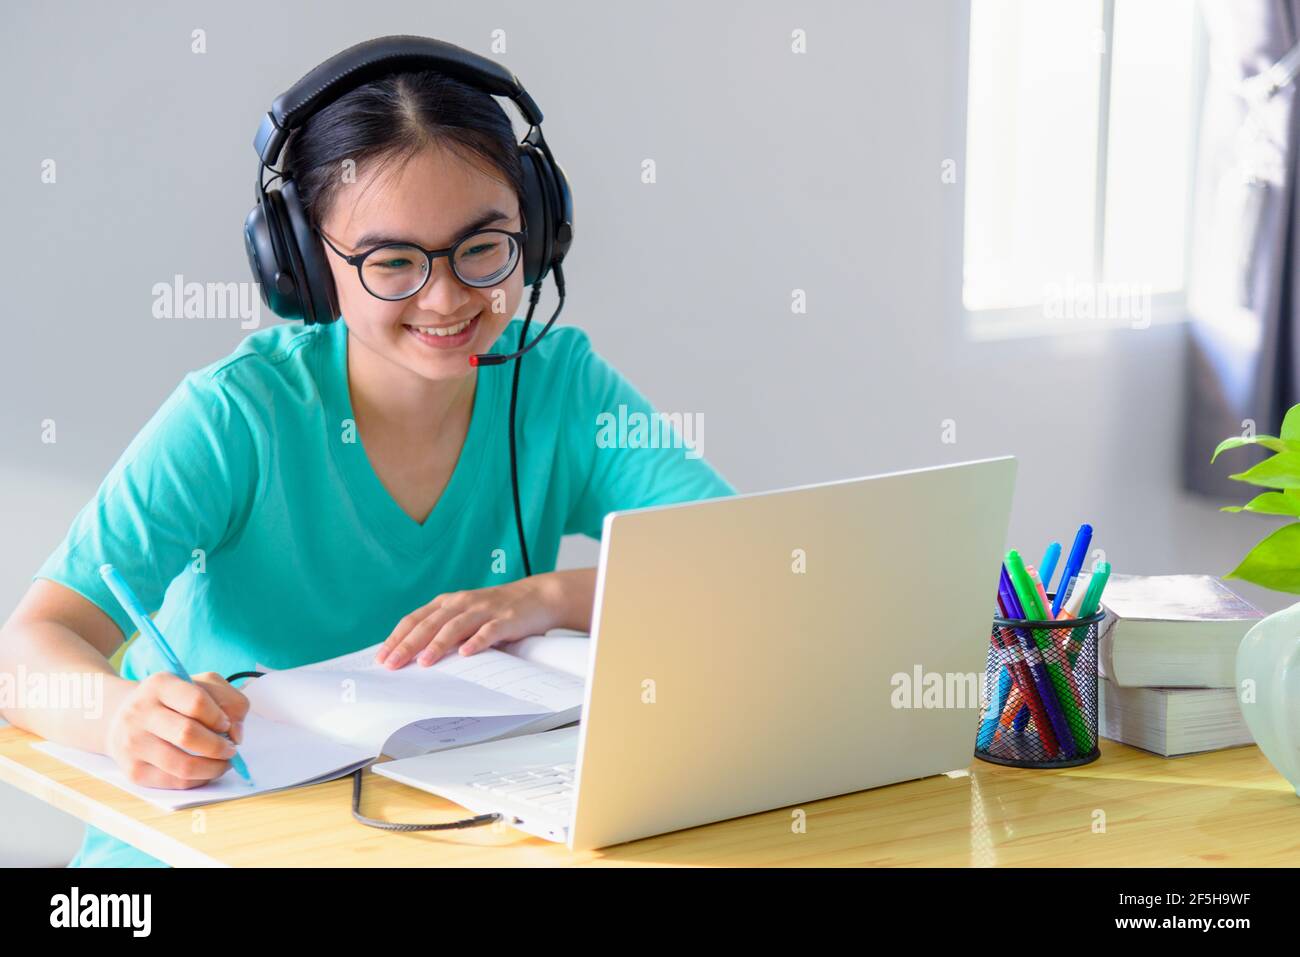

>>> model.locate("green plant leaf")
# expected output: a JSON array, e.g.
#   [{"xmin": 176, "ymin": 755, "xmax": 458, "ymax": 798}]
[
  {"xmin": 1220, "ymin": 491, "xmax": 1300, "ymax": 516},
  {"xmin": 1225, "ymin": 522, "xmax": 1300, "ymax": 593},
  {"xmin": 1228, "ymin": 452, "xmax": 1300, "ymax": 488},
  {"xmin": 1210, "ymin": 434, "xmax": 1295, "ymax": 463},
  {"xmin": 1282, "ymin": 404, "xmax": 1300, "ymax": 442}
]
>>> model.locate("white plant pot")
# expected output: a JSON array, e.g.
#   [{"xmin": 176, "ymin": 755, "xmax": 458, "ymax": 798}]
[{"xmin": 1237, "ymin": 601, "xmax": 1300, "ymax": 795}]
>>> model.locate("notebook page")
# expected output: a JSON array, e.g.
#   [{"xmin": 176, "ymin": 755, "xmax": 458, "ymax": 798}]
[
  {"xmin": 32, "ymin": 712, "xmax": 373, "ymax": 811},
  {"xmin": 242, "ymin": 659, "xmax": 548, "ymax": 754},
  {"xmin": 294, "ymin": 641, "xmax": 584, "ymax": 710},
  {"xmin": 505, "ymin": 633, "xmax": 591, "ymax": 680}
]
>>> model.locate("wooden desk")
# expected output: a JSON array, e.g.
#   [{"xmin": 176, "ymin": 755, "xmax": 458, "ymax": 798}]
[{"xmin": 2, "ymin": 722, "xmax": 1297, "ymax": 866}]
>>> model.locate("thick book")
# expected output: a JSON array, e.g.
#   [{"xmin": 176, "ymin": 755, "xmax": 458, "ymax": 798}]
[
  {"xmin": 1097, "ymin": 574, "xmax": 1264, "ymax": 688},
  {"xmin": 1099, "ymin": 677, "xmax": 1254, "ymax": 756},
  {"xmin": 33, "ymin": 632, "xmax": 591, "ymax": 811}
]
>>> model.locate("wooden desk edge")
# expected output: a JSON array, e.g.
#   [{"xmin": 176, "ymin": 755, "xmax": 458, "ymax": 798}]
[{"xmin": 0, "ymin": 742, "xmax": 225, "ymax": 868}]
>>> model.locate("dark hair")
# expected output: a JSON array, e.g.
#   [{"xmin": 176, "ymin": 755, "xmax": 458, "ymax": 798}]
[{"xmin": 282, "ymin": 69, "xmax": 525, "ymax": 230}]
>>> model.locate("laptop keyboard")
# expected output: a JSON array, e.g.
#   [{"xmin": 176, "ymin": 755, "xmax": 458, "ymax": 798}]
[{"xmin": 468, "ymin": 762, "xmax": 576, "ymax": 817}]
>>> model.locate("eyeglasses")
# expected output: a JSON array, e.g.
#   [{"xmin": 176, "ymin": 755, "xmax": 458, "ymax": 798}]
[{"xmin": 317, "ymin": 224, "xmax": 527, "ymax": 300}]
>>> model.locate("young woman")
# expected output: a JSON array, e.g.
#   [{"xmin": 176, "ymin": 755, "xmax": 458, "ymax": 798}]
[{"xmin": 0, "ymin": 50, "xmax": 733, "ymax": 866}]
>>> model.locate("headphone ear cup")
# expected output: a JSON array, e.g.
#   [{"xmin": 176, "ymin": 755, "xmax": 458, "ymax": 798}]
[
  {"xmin": 280, "ymin": 179, "xmax": 339, "ymax": 325},
  {"xmin": 244, "ymin": 191, "xmax": 306, "ymax": 321},
  {"xmin": 518, "ymin": 144, "xmax": 551, "ymax": 287},
  {"xmin": 544, "ymin": 150, "xmax": 573, "ymax": 266}
]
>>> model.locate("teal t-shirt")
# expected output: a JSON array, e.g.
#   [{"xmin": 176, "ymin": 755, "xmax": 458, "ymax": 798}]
[{"xmin": 35, "ymin": 316, "xmax": 734, "ymax": 867}]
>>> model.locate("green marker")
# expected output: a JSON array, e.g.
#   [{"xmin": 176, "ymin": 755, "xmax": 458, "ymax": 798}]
[{"xmin": 1006, "ymin": 549, "xmax": 1091, "ymax": 755}]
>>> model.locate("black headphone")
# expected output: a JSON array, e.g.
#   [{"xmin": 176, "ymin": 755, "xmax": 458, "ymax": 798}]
[
  {"xmin": 244, "ymin": 35, "xmax": 576, "ymax": 577},
  {"xmin": 243, "ymin": 34, "xmax": 573, "ymax": 330}
]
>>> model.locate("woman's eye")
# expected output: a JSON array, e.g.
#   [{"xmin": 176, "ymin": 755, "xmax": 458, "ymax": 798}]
[
  {"xmin": 373, "ymin": 258, "xmax": 413, "ymax": 269},
  {"xmin": 463, "ymin": 243, "xmax": 497, "ymax": 257}
]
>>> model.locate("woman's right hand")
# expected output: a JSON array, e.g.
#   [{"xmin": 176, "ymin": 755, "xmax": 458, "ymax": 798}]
[{"xmin": 104, "ymin": 671, "xmax": 250, "ymax": 789}]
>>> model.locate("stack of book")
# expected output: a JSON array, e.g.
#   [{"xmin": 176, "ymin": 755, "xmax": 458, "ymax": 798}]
[{"xmin": 1098, "ymin": 574, "xmax": 1264, "ymax": 757}]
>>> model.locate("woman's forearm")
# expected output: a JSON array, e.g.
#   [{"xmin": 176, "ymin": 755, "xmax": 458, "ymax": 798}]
[{"xmin": 0, "ymin": 619, "xmax": 132, "ymax": 754}]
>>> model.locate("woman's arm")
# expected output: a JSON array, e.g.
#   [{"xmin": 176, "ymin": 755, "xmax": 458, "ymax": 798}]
[
  {"xmin": 0, "ymin": 580, "xmax": 134, "ymax": 753},
  {"xmin": 1, "ymin": 580, "xmax": 250, "ymax": 789}
]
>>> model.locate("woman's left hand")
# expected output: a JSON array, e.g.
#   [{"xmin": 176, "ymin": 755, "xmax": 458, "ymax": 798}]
[{"xmin": 374, "ymin": 569, "xmax": 595, "ymax": 669}]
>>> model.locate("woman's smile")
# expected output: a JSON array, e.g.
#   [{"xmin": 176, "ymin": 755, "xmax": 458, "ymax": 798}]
[{"xmin": 402, "ymin": 311, "xmax": 482, "ymax": 350}]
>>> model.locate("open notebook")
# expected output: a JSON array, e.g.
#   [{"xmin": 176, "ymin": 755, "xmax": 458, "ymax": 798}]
[{"xmin": 33, "ymin": 632, "xmax": 590, "ymax": 811}]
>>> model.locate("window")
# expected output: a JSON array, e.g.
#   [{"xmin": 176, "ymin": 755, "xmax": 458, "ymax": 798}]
[{"xmin": 962, "ymin": 0, "xmax": 1204, "ymax": 338}]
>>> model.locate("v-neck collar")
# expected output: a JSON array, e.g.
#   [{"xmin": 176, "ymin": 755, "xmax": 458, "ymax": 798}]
[{"xmin": 316, "ymin": 318, "xmax": 501, "ymax": 554}]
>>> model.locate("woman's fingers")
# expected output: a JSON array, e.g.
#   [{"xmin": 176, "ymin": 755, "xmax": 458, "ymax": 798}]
[
  {"xmin": 377, "ymin": 579, "xmax": 543, "ymax": 668},
  {"xmin": 375, "ymin": 596, "xmax": 444, "ymax": 664},
  {"xmin": 130, "ymin": 727, "xmax": 232, "ymax": 786},
  {"xmin": 417, "ymin": 610, "xmax": 491, "ymax": 666},
  {"xmin": 144, "ymin": 703, "xmax": 237, "ymax": 762},
  {"xmin": 381, "ymin": 603, "xmax": 465, "ymax": 669},
  {"xmin": 149, "ymin": 672, "xmax": 230, "ymax": 734},
  {"xmin": 192, "ymin": 672, "xmax": 249, "ymax": 744},
  {"xmin": 192, "ymin": 672, "xmax": 250, "ymax": 724},
  {"xmin": 460, "ymin": 619, "xmax": 511, "ymax": 656}
]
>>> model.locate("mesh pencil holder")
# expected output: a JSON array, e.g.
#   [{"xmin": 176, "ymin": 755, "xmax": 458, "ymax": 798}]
[{"xmin": 973, "ymin": 596, "xmax": 1105, "ymax": 769}]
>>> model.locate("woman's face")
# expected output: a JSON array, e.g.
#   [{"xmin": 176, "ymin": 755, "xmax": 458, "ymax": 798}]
[{"xmin": 318, "ymin": 144, "xmax": 525, "ymax": 382}]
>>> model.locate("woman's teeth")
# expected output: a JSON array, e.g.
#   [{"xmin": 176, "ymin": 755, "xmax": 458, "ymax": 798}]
[{"xmin": 408, "ymin": 316, "xmax": 474, "ymax": 337}]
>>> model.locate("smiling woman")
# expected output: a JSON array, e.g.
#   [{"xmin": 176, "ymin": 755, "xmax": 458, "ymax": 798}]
[{"xmin": 0, "ymin": 36, "xmax": 735, "ymax": 868}]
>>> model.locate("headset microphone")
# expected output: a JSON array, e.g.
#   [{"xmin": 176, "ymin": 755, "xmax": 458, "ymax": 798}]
[{"xmin": 471, "ymin": 264, "xmax": 565, "ymax": 367}]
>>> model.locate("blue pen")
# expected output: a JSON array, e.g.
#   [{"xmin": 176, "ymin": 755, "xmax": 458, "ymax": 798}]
[
  {"xmin": 1051, "ymin": 523, "xmax": 1093, "ymax": 618},
  {"xmin": 98, "ymin": 564, "xmax": 253, "ymax": 785},
  {"xmin": 1038, "ymin": 542, "xmax": 1062, "ymax": 594}
]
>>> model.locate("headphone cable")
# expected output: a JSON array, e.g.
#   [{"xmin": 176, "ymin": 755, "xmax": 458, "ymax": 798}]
[{"xmin": 225, "ymin": 670, "xmax": 507, "ymax": 832}]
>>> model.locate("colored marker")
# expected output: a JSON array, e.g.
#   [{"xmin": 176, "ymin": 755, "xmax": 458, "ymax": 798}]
[
  {"xmin": 1066, "ymin": 561, "xmax": 1111, "ymax": 667},
  {"xmin": 1000, "ymin": 568, "xmax": 1045, "ymax": 736},
  {"xmin": 1063, "ymin": 573, "xmax": 1091, "ymax": 619},
  {"xmin": 996, "ymin": 574, "xmax": 1054, "ymax": 750},
  {"xmin": 1027, "ymin": 564, "xmax": 1053, "ymax": 620},
  {"xmin": 1014, "ymin": 562, "xmax": 1055, "ymax": 732},
  {"xmin": 1057, "ymin": 572, "xmax": 1091, "ymax": 663},
  {"xmin": 1039, "ymin": 542, "xmax": 1062, "ymax": 593},
  {"xmin": 993, "ymin": 607, "xmax": 1054, "ymax": 751},
  {"xmin": 98, "ymin": 564, "xmax": 253, "ymax": 785},
  {"xmin": 1006, "ymin": 550, "xmax": 1089, "ymax": 756},
  {"xmin": 977, "ymin": 623, "xmax": 1010, "ymax": 749},
  {"xmin": 998, "ymin": 563, "xmax": 1071, "ymax": 757},
  {"xmin": 1051, "ymin": 523, "xmax": 1093, "ymax": 617}
]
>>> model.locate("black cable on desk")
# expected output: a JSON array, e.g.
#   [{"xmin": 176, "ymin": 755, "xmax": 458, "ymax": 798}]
[{"xmin": 224, "ymin": 670, "xmax": 507, "ymax": 833}]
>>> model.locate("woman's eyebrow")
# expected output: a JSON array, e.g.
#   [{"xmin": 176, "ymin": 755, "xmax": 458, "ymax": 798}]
[{"xmin": 353, "ymin": 208, "xmax": 514, "ymax": 249}]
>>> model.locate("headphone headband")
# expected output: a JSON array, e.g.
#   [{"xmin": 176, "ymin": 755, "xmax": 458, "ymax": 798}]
[
  {"xmin": 244, "ymin": 33, "xmax": 572, "ymax": 326},
  {"xmin": 254, "ymin": 35, "xmax": 543, "ymax": 166}
]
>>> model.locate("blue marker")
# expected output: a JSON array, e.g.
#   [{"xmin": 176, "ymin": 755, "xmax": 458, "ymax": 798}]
[
  {"xmin": 1051, "ymin": 523, "xmax": 1093, "ymax": 618},
  {"xmin": 1038, "ymin": 542, "xmax": 1062, "ymax": 594},
  {"xmin": 98, "ymin": 564, "xmax": 253, "ymax": 785}
]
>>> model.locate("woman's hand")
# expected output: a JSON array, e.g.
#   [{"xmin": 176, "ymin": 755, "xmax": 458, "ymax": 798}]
[
  {"xmin": 375, "ymin": 568, "xmax": 597, "ymax": 669},
  {"xmin": 104, "ymin": 671, "xmax": 249, "ymax": 790}
]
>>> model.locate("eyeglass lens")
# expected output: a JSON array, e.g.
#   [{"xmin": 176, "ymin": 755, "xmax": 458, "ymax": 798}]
[{"xmin": 359, "ymin": 231, "xmax": 520, "ymax": 298}]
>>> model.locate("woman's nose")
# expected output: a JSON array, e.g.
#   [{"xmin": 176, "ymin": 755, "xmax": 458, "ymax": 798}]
[{"xmin": 413, "ymin": 258, "xmax": 474, "ymax": 315}]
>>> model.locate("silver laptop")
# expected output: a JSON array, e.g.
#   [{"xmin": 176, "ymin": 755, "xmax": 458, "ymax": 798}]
[{"xmin": 374, "ymin": 456, "xmax": 1017, "ymax": 850}]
